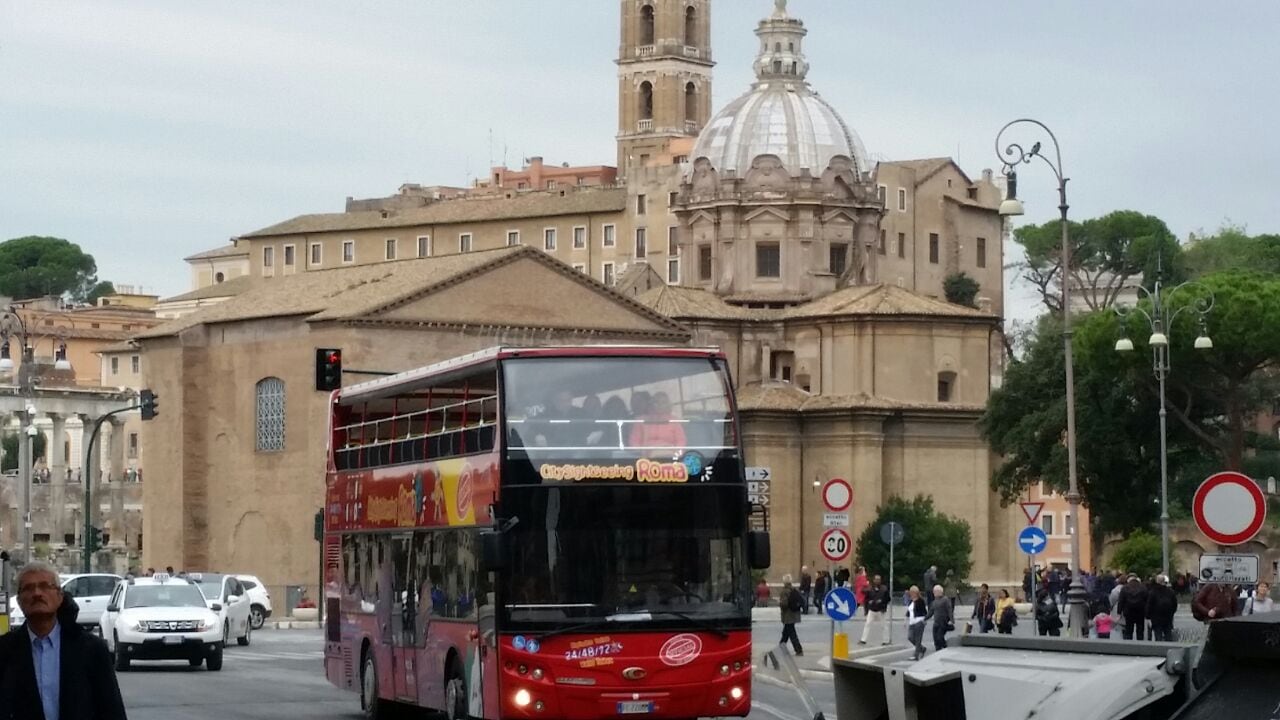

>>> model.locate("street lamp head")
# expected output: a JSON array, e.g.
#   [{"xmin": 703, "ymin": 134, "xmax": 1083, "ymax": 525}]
[
  {"xmin": 25, "ymin": 424, "xmax": 38, "ymax": 437},
  {"xmin": 1194, "ymin": 334, "xmax": 1213, "ymax": 350},
  {"xmin": 998, "ymin": 169, "xmax": 1025, "ymax": 216},
  {"xmin": 0, "ymin": 339, "xmax": 12, "ymax": 372},
  {"xmin": 25, "ymin": 404, "xmax": 37, "ymax": 416},
  {"xmin": 53, "ymin": 341, "xmax": 71, "ymax": 371},
  {"xmin": 1114, "ymin": 337, "xmax": 1134, "ymax": 353},
  {"xmin": 1148, "ymin": 331, "xmax": 1169, "ymax": 348}
]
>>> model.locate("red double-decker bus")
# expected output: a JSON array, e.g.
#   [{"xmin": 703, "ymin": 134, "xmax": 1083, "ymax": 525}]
[{"xmin": 322, "ymin": 346, "xmax": 769, "ymax": 720}]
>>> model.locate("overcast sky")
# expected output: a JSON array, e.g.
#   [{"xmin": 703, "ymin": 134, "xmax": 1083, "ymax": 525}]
[{"xmin": 3, "ymin": 1, "xmax": 1278, "ymax": 319}]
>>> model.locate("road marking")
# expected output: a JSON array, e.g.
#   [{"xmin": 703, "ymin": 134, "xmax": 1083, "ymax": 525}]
[{"xmin": 752, "ymin": 698, "xmax": 836, "ymax": 720}]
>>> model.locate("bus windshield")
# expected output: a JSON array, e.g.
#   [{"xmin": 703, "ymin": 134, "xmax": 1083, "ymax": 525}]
[
  {"xmin": 499, "ymin": 484, "xmax": 752, "ymax": 630},
  {"xmin": 502, "ymin": 356, "xmax": 735, "ymax": 462}
]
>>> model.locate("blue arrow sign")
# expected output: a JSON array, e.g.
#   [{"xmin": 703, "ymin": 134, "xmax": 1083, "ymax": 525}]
[
  {"xmin": 823, "ymin": 587, "xmax": 857, "ymax": 621},
  {"xmin": 1018, "ymin": 526, "xmax": 1048, "ymax": 555}
]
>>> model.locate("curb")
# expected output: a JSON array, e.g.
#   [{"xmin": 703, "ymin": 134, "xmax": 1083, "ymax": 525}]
[{"xmin": 267, "ymin": 620, "xmax": 322, "ymax": 630}]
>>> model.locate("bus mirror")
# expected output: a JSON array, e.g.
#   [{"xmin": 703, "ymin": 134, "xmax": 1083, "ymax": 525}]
[
  {"xmin": 481, "ymin": 531, "xmax": 507, "ymax": 570},
  {"xmin": 747, "ymin": 531, "xmax": 771, "ymax": 570}
]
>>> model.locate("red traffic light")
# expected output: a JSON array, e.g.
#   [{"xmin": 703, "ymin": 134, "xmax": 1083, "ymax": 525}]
[{"xmin": 326, "ymin": 351, "xmax": 341, "ymax": 363}]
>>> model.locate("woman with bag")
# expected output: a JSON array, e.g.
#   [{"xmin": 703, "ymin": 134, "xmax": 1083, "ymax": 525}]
[
  {"xmin": 905, "ymin": 586, "xmax": 929, "ymax": 661},
  {"xmin": 1035, "ymin": 587, "xmax": 1063, "ymax": 637},
  {"xmin": 995, "ymin": 589, "xmax": 1017, "ymax": 634}
]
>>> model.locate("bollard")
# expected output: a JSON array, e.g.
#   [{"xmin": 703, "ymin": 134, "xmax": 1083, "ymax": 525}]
[{"xmin": 832, "ymin": 630, "xmax": 849, "ymax": 659}]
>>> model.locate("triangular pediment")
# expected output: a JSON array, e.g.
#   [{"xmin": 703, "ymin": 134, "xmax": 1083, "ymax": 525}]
[
  {"xmin": 743, "ymin": 206, "xmax": 790, "ymax": 223},
  {"xmin": 821, "ymin": 208, "xmax": 858, "ymax": 224}
]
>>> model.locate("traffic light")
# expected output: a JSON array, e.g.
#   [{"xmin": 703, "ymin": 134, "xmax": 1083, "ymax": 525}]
[
  {"xmin": 86, "ymin": 526, "xmax": 103, "ymax": 553},
  {"xmin": 140, "ymin": 388, "xmax": 159, "ymax": 420},
  {"xmin": 315, "ymin": 348, "xmax": 343, "ymax": 391}
]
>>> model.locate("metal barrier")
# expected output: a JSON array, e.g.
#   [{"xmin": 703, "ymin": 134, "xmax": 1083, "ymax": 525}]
[{"xmin": 760, "ymin": 644, "xmax": 826, "ymax": 720}]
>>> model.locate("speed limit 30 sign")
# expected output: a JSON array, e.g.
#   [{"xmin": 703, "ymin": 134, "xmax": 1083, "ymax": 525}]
[{"xmin": 820, "ymin": 528, "xmax": 851, "ymax": 562}]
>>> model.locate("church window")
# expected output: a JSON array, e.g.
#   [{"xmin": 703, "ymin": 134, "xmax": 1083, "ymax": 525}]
[
  {"xmin": 878, "ymin": 229, "xmax": 887, "ymax": 255},
  {"xmin": 215, "ymin": 271, "xmax": 225, "ymax": 283},
  {"xmin": 669, "ymin": 191, "xmax": 678, "ymax": 207},
  {"xmin": 829, "ymin": 244, "xmax": 848, "ymax": 276},
  {"xmin": 877, "ymin": 185, "xmax": 887, "ymax": 203},
  {"xmin": 639, "ymin": 82, "xmax": 653, "ymax": 121},
  {"xmin": 255, "ymin": 377, "xmax": 286, "ymax": 452},
  {"xmin": 773, "ymin": 60, "xmax": 783, "ymax": 74},
  {"xmin": 790, "ymin": 62, "xmax": 797, "ymax": 75},
  {"xmin": 603, "ymin": 224, "xmax": 617, "ymax": 247},
  {"xmin": 898, "ymin": 232, "xmax": 906, "ymax": 258},
  {"xmin": 756, "ymin": 243, "xmax": 781, "ymax": 278},
  {"xmin": 775, "ymin": 42, "xmax": 781, "ymax": 52},
  {"xmin": 977, "ymin": 237, "xmax": 987, "ymax": 268},
  {"xmin": 131, "ymin": 355, "xmax": 140, "ymax": 374},
  {"xmin": 384, "ymin": 238, "xmax": 397, "ymax": 261},
  {"xmin": 699, "ymin": 246, "xmax": 712, "ymax": 280},
  {"xmin": 685, "ymin": 82, "xmax": 697, "ymax": 122},
  {"xmin": 602, "ymin": 261, "xmax": 616, "ymax": 286},
  {"xmin": 936, "ymin": 371, "xmax": 956, "ymax": 403},
  {"xmin": 928, "ymin": 233, "xmax": 939, "ymax": 264},
  {"xmin": 636, "ymin": 194, "xmax": 647, "ymax": 214},
  {"xmin": 635, "ymin": 227, "xmax": 648, "ymax": 257},
  {"xmin": 459, "ymin": 233, "xmax": 473, "ymax": 253},
  {"xmin": 685, "ymin": 6, "xmax": 697, "ymax": 46},
  {"xmin": 897, "ymin": 188, "xmax": 906, "ymax": 211},
  {"xmin": 668, "ymin": 258, "xmax": 680, "ymax": 283},
  {"xmin": 640, "ymin": 4, "xmax": 655, "ymax": 45},
  {"xmin": 667, "ymin": 226, "xmax": 679, "ymax": 255},
  {"xmin": 573, "ymin": 226, "xmax": 587, "ymax": 249},
  {"xmin": 111, "ymin": 357, "xmax": 118, "ymax": 375},
  {"xmin": 544, "ymin": 228, "xmax": 557, "ymax": 251},
  {"xmin": 788, "ymin": 41, "xmax": 794, "ymax": 52}
]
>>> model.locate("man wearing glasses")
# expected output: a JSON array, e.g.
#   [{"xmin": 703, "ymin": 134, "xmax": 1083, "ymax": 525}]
[{"xmin": 0, "ymin": 561, "xmax": 128, "ymax": 719}]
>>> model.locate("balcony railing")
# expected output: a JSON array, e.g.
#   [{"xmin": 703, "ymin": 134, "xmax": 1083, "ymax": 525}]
[
  {"xmin": 684, "ymin": 46, "xmax": 700, "ymax": 58},
  {"xmin": 637, "ymin": 119, "xmax": 654, "ymax": 132},
  {"xmin": 685, "ymin": 120, "xmax": 699, "ymax": 133},
  {"xmin": 636, "ymin": 45, "xmax": 655, "ymax": 58}
]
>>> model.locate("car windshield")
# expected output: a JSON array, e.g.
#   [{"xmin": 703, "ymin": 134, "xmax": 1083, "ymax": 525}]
[
  {"xmin": 125, "ymin": 584, "xmax": 208, "ymax": 609},
  {"xmin": 499, "ymin": 484, "xmax": 751, "ymax": 630},
  {"xmin": 195, "ymin": 575, "xmax": 225, "ymax": 599}
]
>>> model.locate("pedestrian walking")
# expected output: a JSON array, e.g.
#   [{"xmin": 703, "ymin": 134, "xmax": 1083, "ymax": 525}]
[
  {"xmin": 926, "ymin": 585, "xmax": 953, "ymax": 651},
  {"xmin": 922, "ymin": 566, "xmax": 938, "ymax": 594},
  {"xmin": 755, "ymin": 578, "xmax": 771, "ymax": 607},
  {"xmin": 835, "ymin": 566, "xmax": 851, "ymax": 588},
  {"xmin": 853, "ymin": 566, "xmax": 869, "ymax": 615},
  {"xmin": 1192, "ymin": 582, "xmax": 1238, "ymax": 622},
  {"xmin": 972, "ymin": 584, "xmax": 996, "ymax": 633},
  {"xmin": 1145, "ymin": 575, "xmax": 1178, "ymax": 642},
  {"xmin": 995, "ymin": 589, "xmax": 1018, "ymax": 634},
  {"xmin": 1091, "ymin": 607, "xmax": 1113, "ymax": 639},
  {"xmin": 905, "ymin": 586, "xmax": 928, "ymax": 660},
  {"xmin": 1117, "ymin": 574, "xmax": 1149, "ymax": 640},
  {"xmin": 859, "ymin": 575, "xmax": 891, "ymax": 646},
  {"xmin": 812, "ymin": 571, "xmax": 829, "ymax": 613},
  {"xmin": 1246, "ymin": 582, "xmax": 1274, "ymax": 614},
  {"xmin": 1035, "ymin": 587, "xmax": 1062, "ymax": 637},
  {"xmin": 0, "ymin": 561, "xmax": 129, "ymax": 719},
  {"xmin": 1046, "ymin": 567, "xmax": 1062, "ymax": 608},
  {"xmin": 779, "ymin": 574, "xmax": 804, "ymax": 656},
  {"xmin": 799, "ymin": 566, "xmax": 813, "ymax": 615}
]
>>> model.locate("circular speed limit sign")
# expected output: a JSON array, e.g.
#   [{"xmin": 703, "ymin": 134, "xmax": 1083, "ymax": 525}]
[{"xmin": 820, "ymin": 528, "xmax": 852, "ymax": 562}]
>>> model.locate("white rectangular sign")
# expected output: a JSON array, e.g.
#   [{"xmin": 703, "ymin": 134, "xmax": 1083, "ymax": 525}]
[
  {"xmin": 747, "ymin": 478, "xmax": 770, "ymax": 506},
  {"xmin": 746, "ymin": 467, "xmax": 771, "ymax": 481},
  {"xmin": 823, "ymin": 513, "xmax": 849, "ymax": 527},
  {"xmin": 1199, "ymin": 554, "xmax": 1260, "ymax": 585}
]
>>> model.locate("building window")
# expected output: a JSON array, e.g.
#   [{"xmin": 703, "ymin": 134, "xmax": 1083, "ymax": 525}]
[
  {"xmin": 602, "ymin": 262, "xmax": 615, "ymax": 286},
  {"xmin": 127, "ymin": 432, "xmax": 138, "ymax": 459},
  {"xmin": 636, "ymin": 194, "xmax": 647, "ymax": 215},
  {"xmin": 977, "ymin": 237, "xmax": 987, "ymax": 268},
  {"xmin": 544, "ymin": 228, "xmax": 557, "ymax": 250},
  {"xmin": 310, "ymin": 242, "xmax": 323, "ymax": 266},
  {"xmin": 283, "ymin": 244, "xmax": 296, "ymax": 267},
  {"xmin": 640, "ymin": 3, "xmax": 655, "ymax": 45},
  {"xmin": 110, "ymin": 357, "xmax": 119, "ymax": 375},
  {"xmin": 384, "ymin": 238, "xmax": 397, "ymax": 260},
  {"xmin": 635, "ymin": 227, "xmax": 647, "ymax": 257},
  {"xmin": 685, "ymin": 82, "xmax": 697, "ymax": 122},
  {"xmin": 506, "ymin": 230, "xmax": 520, "ymax": 246},
  {"xmin": 829, "ymin": 244, "xmax": 848, "ymax": 276},
  {"xmin": 684, "ymin": 5, "xmax": 697, "ymax": 46},
  {"xmin": 459, "ymin": 233, "xmax": 473, "ymax": 253},
  {"xmin": 929, "ymin": 233, "xmax": 939, "ymax": 264},
  {"xmin": 898, "ymin": 232, "xmax": 906, "ymax": 258},
  {"xmin": 547, "ymin": 180, "xmax": 557, "ymax": 190},
  {"xmin": 699, "ymin": 246, "xmax": 712, "ymax": 280},
  {"xmin": 262, "ymin": 246, "xmax": 274, "ymax": 270},
  {"xmin": 572, "ymin": 263, "xmax": 586, "ymax": 273},
  {"xmin": 573, "ymin": 226, "xmax": 586, "ymax": 249},
  {"xmin": 756, "ymin": 243, "xmax": 780, "ymax": 278},
  {"xmin": 668, "ymin": 191, "xmax": 678, "ymax": 207},
  {"xmin": 667, "ymin": 258, "xmax": 680, "ymax": 283},
  {"xmin": 603, "ymin": 224, "xmax": 616, "ymax": 247},
  {"xmin": 937, "ymin": 371, "xmax": 956, "ymax": 402},
  {"xmin": 639, "ymin": 82, "xmax": 653, "ymax": 121},
  {"xmin": 667, "ymin": 226, "xmax": 679, "ymax": 255},
  {"xmin": 214, "ymin": 272, "xmax": 225, "ymax": 283},
  {"xmin": 255, "ymin": 377, "xmax": 286, "ymax": 452},
  {"xmin": 877, "ymin": 185, "xmax": 887, "ymax": 204},
  {"xmin": 131, "ymin": 355, "xmax": 140, "ymax": 374},
  {"xmin": 1041, "ymin": 514, "xmax": 1054, "ymax": 536},
  {"xmin": 897, "ymin": 188, "xmax": 906, "ymax": 211},
  {"xmin": 878, "ymin": 229, "xmax": 886, "ymax": 255},
  {"xmin": 417, "ymin": 236, "xmax": 431, "ymax": 257},
  {"xmin": 342, "ymin": 240, "xmax": 355, "ymax": 263}
]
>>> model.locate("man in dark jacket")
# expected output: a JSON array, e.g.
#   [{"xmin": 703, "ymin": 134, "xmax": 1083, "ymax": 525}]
[
  {"xmin": 1192, "ymin": 582, "xmax": 1237, "ymax": 623},
  {"xmin": 1117, "ymin": 574, "xmax": 1149, "ymax": 640},
  {"xmin": 0, "ymin": 561, "xmax": 128, "ymax": 720},
  {"xmin": 1145, "ymin": 574, "xmax": 1178, "ymax": 641},
  {"xmin": 925, "ymin": 585, "xmax": 953, "ymax": 651},
  {"xmin": 798, "ymin": 567, "xmax": 812, "ymax": 615}
]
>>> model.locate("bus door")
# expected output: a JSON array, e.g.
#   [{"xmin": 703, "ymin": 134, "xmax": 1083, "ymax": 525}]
[{"xmin": 390, "ymin": 536, "xmax": 419, "ymax": 704}]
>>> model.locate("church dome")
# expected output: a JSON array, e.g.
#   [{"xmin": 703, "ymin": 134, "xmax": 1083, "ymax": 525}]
[{"xmin": 691, "ymin": 0, "xmax": 868, "ymax": 177}]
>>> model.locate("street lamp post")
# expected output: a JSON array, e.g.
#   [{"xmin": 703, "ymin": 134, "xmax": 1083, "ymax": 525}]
[
  {"xmin": 994, "ymin": 118, "xmax": 1088, "ymax": 637},
  {"xmin": 1113, "ymin": 266, "xmax": 1214, "ymax": 578},
  {"xmin": 0, "ymin": 306, "xmax": 36, "ymax": 564}
]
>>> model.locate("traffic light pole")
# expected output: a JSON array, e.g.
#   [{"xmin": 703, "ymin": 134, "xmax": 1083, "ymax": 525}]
[{"xmin": 82, "ymin": 404, "xmax": 139, "ymax": 573}]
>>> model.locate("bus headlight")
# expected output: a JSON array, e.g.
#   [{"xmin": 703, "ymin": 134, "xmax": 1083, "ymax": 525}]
[
  {"xmin": 514, "ymin": 689, "xmax": 532, "ymax": 708},
  {"xmin": 730, "ymin": 686, "xmax": 744, "ymax": 700},
  {"xmin": 720, "ymin": 664, "xmax": 730, "ymax": 676},
  {"xmin": 531, "ymin": 668, "xmax": 544, "ymax": 680}
]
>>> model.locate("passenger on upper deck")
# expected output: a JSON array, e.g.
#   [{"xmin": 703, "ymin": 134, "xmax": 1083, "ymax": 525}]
[{"xmin": 627, "ymin": 391, "xmax": 687, "ymax": 450}]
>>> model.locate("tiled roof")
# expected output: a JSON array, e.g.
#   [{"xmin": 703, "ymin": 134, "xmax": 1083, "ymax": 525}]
[
  {"xmin": 878, "ymin": 157, "xmax": 964, "ymax": 185},
  {"xmin": 240, "ymin": 188, "xmax": 627, "ymax": 238},
  {"xmin": 737, "ymin": 383, "xmax": 984, "ymax": 414},
  {"xmin": 638, "ymin": 286, "xmax": 749, "ymax": 320},
  {"xmin": 136, "ymin": 246, "xmax": 686, "ymax": 340},
  {"xmin": 638, "ymin": 283, "xmax": 996, "ymax": 323},
  {"xmin": 183, "ymin": 243, "xmax": 248, "ymax": 261},
  {"xmin": 158, "ymin": 275, "xmax": 257, "ymax": 304}
]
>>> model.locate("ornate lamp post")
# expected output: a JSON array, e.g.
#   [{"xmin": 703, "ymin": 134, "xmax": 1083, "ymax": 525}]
[
  {"xmin": 1114, "ymin": 266, "xmax": 1214, "ymax": 577},
  {"xmin": 0, "ymin": 306, "xmax": 37, "ymax": 563},
  {"xmin": 994, "ymin": 118, "xmax": 1087, "ymax": 637}
]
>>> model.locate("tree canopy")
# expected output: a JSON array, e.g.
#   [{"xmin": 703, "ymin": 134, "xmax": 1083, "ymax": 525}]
[
  {"xmin": 1, "ymin": 432, "xmax": 47, "ymax": 473},
  {"xmin": 1109, "ymin": 530, "xmax": 1168, "ymax": 579},
  {"xmin": 1183, "ymin": 225, "xmax": 1280, "ymax": 277},
  {"xmin": 853, "ymin": 494, "xmax": 973, "ymax": 591},
  {"xmin": 0, "ymin": 236, "xmax": 101, "ymax": 302}
]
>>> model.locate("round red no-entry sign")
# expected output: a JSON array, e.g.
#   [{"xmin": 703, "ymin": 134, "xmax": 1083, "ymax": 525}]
[
  {"xmin": 822, "ymin": 478, "xmax": 853, "ymax": 513},
  {"xmin": 1192, "ymin": 471, "xmax": 1266, "ymax": 546}
]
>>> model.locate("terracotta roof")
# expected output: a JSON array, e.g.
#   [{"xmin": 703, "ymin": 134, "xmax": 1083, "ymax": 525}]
[
  {"xmin": 737, "ymin": 383, "xmax": 984, "ymax": 414},
  {"xmin": 638, "ymin": 286, "xmax": 750, "ymax": 320},
  {"xmin": 96, "ymin": 341, "xmax": 140, "ymax": 354},
  {"xmin": 158, "ymin": 275, "xmax": 257, "ymax": 304},
  {"xmin": 638, "ymin": 283, "xmax": 996, "ymax": 323},
  {"xmin": 240, "ymin": 188, "xmax": 627, "ymax": 238},
  {"xmin": 136, "ymin": 246, "xmax": 686, "ymax": 340},
  {"xmin": 878, "ymin": 157, "xmax": 968, "ymax": 185},
  {"xmin": 184, "ymin": 243, "xmax": 249, "ymax": 261}
]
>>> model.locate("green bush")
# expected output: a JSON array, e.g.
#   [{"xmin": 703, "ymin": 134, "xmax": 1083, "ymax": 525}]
[
  {"xmin": 1109, "ymin": 530, "xmax": 1170, "ymax": 579},
  {"xmin": 854, "ymin": 494, "xmax": 973, "ymax": 591}
]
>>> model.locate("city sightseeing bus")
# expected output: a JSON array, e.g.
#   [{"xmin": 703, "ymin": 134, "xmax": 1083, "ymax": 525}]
[{"xmin": 321, "ymin": 346, "xmax": 769, "ymax": 720}]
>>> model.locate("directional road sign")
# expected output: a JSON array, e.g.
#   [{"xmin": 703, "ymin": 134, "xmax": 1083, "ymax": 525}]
[
  {"xmin": 1018, "ymin": 526, "xmax": 1048, "ymax": 555},
  {"xmin": 1193, "ymin": 471, "xmax": 1267, "ymax": 546},
  {"xmin": 1019, "ymin": 502, "xmax": 1045, "ymax": 525},
  {"xmin": 746, "ymin": 467, "xmax": 771, "ymax": 482},
  {"xmin": 747, "ymin": 479, "xmax": 770, "ymax": 506},
  {"xmin": 820, "ymin": 528, "xmax": 852, "ymax": 562},
  {"xmin": 823, "ymin": 587, "xmax": 857, "ymax": 622},
  {"xmin": 822, "ymin": 478, "xmax": 853, "ymax": 512},
  {"xmin": 879, "ymin": 521, "xmax": 905, "ymax": 546}
]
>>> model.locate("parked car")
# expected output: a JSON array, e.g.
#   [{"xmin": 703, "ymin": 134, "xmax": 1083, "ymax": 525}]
[
  {"xmin": 189, "ymin": 572, "xmax": 252, "ymax": 646},
  {"xmin": 100, "ymin": 574, "xmax": 225, "ymax": 670},
  {"xmin": 8, "ymin": 573, "xmax": 122, "ymax": 629},
  {"xmin": 235, "ymin": 574, "xmax": 273, "ymax": 629}
]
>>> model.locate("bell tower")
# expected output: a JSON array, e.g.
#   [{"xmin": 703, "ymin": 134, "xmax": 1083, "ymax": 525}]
[{"xmin": 616, "ymin": 0, "xmax": 714, "ymax": 176}]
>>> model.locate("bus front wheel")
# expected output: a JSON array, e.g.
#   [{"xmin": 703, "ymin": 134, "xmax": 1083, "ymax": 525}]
[
  {"xmin": 445, "ymin": 658, "xmax": 468, "ymax": 720},
  {"xmin": 361, "ymin": 652, "xmax": 386, "ymax": 720}
]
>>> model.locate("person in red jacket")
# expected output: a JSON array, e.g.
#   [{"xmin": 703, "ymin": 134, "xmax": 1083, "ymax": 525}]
[
  {"xmin": 627, "ymin": 392, "xmax": 687, "ymax": 450},
  {"xmin": 853, "ymin": 566, "xmax": 869, "ymax": 614}
]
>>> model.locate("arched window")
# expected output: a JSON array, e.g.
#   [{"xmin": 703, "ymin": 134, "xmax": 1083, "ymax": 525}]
[
  {"xmin": 685, "ymin": 82, "xmax": 697, "ymax": 121},
  {"xmin": 774, "ymin": 42, "xmax": 781, "ymax": 52},
  {"xmin": 255, "ymin": 377, "xmax": 286, "ymax": 452},
  {"xmin": 773, "ymin": 59, "xmax": 783, "ymax": 74},
  {"xmin": 640, "ymin": 4, "xmax": 655, "ymax": 45},
  {"xmin": 788, "ymin": 41, "xmax": 795, "ymax": 52},
  {"xmin": 685, "ymin": 6, "xmax": 697, "ymax": 46},
  {"xmin": 790, "ymin": 62, "xmax": 797, "ymax": 75},
  {"xmin": 937, "ymin": 372, "xmax": 957, "ymax": 402},
  {"xmin": 639, "ymin": 81, "xmax": 654, "ymax": 120}
]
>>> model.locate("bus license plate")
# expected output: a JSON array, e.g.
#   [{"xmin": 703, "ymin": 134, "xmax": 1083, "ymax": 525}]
[
  {"xmin": 617, "ymin": 701, "xmax": 653, "ymax": 714},
  {"xmin": 163, "ymin": 635, "xmax": 183, "ymax": 645}
]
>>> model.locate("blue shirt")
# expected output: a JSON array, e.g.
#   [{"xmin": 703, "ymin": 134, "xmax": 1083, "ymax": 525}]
[{"xmin": 28, "ymin": 622, "xmax": 61, "ymax": 720}]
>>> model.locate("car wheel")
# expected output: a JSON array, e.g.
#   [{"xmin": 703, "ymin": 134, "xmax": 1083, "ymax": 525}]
[
  {"xmin": 250, "ymin": 604, "xmax": 267, "ymax": 630},
  {"xmin": 238, "ymin": 620, "xmax": 251, "ymax": 646},
  {"xmin": 189, "ymin": 657, "xmax": 203, "ymax": 668},
  {"xmin": 113, "ymin": 634, "xmax": 130, "ymax": 672},
  {"xmin": 207, "ymin": 646, "xmax": 224, "ymax": 672},
  {"xmin": 445, "ymin": 658, "xmax": 468, "ymax": 720},
  {"xmin": 361, "ymin": 651, "xmax": 386, "ymax": 720}
]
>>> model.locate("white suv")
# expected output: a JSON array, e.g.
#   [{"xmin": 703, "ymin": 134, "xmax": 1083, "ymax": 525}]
[
  {"xmin": 100, "ymin": 575, "xmax": 225, "ymax": 671},
  {"xmin": 9, "ymin": 573, "xmax": 122, "ymax": 629},
  {"xmin": 189, "ymin": 573, "xmax": 252, "ymax": 646},
  {"xmin": 235, "ymin": 574, "xmax": 273, "ymax": 629}
]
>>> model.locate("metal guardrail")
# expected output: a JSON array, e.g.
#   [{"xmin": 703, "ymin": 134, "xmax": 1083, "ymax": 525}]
[{"xmin": 761, "ymin": 644, "xmax": 826, "ymax": 720}]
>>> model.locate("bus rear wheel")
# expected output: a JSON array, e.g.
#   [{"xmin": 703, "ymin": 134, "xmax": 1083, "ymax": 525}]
[
  {"xmin": 445, "ymin": 658, "xmax": 468, "ymax": 720},
  {"xmin": 361, "ymin": 652, "xmax": 387, "ymax": 720}
]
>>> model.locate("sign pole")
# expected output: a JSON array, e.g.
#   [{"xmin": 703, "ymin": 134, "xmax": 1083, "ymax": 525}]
[{"xmin": 888, "ymin": 535, "xmax": 895, "ymax": 643}]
